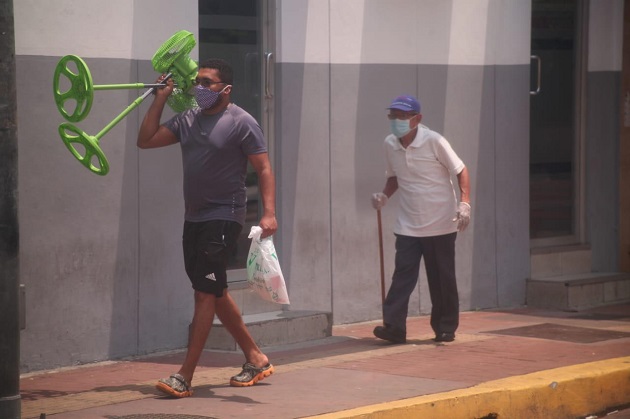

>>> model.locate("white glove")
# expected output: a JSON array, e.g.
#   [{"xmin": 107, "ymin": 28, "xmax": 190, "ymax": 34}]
[
  {"xmin": 371, "ymin": 192, "xmax": 388, "ymax": 210},
  {"xmin": 455, "ymin": 202, "xmax": 471, "ymax": 232}
]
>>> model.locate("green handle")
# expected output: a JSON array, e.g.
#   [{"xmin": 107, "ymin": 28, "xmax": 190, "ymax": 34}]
[
  {"xmin": 93, "ymin": 87, "xmax": 157, "ymax": 139},
  {"xmin": 93, "ymin": 83, "xmax": 168, "ymax": 91}
]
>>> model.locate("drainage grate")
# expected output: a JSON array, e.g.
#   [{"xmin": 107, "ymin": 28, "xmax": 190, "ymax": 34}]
[{"xmin": 486, "ymin": 323, "xmax": 630, "ymax": 343}]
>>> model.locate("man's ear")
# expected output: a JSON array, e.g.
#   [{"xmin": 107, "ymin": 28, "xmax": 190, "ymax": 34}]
[{"xmin": 223, "ymin": 85, "xmax": 232, "ymax": 95}]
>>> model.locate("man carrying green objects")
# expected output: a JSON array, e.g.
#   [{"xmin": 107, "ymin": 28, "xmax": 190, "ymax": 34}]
[{"xmin": 137, "ymin": 58, "xmax": 277, "ymax": 398}]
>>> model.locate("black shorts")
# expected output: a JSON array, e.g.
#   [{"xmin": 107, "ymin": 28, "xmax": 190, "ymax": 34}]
[{"xmin": 182, "ymin": 220, "xmax": 243, "ymax": 297}]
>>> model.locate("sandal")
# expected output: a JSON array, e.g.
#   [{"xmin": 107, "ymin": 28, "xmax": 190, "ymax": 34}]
[
  {"xmin": 156, "ymin": 373, "xmax": 193, "ymax": 398},
  {"xmin": 229, "ymin": 363, "xmax": 274, "ymax": 387}
]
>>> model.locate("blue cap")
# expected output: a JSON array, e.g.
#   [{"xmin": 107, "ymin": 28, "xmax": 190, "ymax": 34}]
[{"xmin": 388, "ymin": 95, "xmax": 421, "ymax": 113}]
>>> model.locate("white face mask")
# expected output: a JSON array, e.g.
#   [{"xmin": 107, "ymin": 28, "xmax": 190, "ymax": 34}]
[{"xmin": 390, "ymin": 119, "xmax": 412, "ymax": 138}]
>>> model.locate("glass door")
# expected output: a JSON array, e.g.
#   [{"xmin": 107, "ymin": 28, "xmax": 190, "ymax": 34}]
[
  {"xmin": 529, "ymin": 0, "xmax": 586, "ymax": 245},
  {"xmin": 198, "ymin": 0, "xmax": 275, "ymax": 275}
]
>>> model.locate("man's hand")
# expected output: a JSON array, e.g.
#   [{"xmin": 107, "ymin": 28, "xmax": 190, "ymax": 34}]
[
  {"xmin": 259, "ymin": 214, "xmax": 278, "ymax": 238},
  {"xmin": 154, "ymin": 74, "xmax": 174, "ymax": 100},
  {"xmin": 371, "ymin": 193, "xmax": 388, "ymax": 210},
  {"xmin": 454, "ymin": 202, "xmax": 471, "ymax": 232}
]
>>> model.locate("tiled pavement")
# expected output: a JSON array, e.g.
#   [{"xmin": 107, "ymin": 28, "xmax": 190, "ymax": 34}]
[{"xmin": 20, "ymin": 304, "xmax": 630, "ymax": 419}]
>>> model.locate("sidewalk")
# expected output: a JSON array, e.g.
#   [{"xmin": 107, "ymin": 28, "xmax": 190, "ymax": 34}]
[{"xmin": 20, "ymin": 304, "xmax": 630, "ymax": 419}]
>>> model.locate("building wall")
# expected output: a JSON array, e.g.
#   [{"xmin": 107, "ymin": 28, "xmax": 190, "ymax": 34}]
[
  {"xmin": 586, "ymin": 0, "xmax": 624, "ymax": 272},
  {"xmin": 276, "ymin": 0, "xmax": 531, "ymax": 323},
  {"xmin": 15, "ymin": 0, "xmax": 197, "ymax": 371},
  {"xmin": 13, "ymin": 0, "xmax": 623, "ymax": 372}
]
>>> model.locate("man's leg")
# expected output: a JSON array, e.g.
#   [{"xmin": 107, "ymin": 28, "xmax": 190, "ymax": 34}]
[
  {"xmin": 215, "ymin": 292, "xmax": 274, "ymax": 386},
  {"xmin": 156, "ymin": 220, "xmax": 224, "ymax": 397},
  {"xmin": 178, "ymin": 290, "xmax": 216, "ymax": 384},
  {"xmin": 423, "ymin": 233, "xmax": 458, "ymax": 338},
  {"xmin": 214, "ymin": 221, "xmax": 274, "ymax": 386},
  {"xmin": 382, "ymin": 235, "xmax": 423, "ymax": 331},
  {"xmin": 156, "ymin": 290, "xmax": 215, "ymax": 397},
  {"xmin": 215, "ymin": 291, "xmax": 269, "ymax": 368}
]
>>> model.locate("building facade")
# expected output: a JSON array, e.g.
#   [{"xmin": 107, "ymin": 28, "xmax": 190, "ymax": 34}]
[{"xmin": 13, "ymin": 0, "xmax": 626, "ymax": 372}]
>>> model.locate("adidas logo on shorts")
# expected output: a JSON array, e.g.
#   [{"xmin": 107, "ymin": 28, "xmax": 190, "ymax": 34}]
[{"xmin": 205, "ymin": 273, "xmax": 217, "ymax": 281}]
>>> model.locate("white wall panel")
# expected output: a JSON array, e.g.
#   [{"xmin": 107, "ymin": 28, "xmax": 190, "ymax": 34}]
[
  {"xmin": 15, "ymin": 0, "xmax": 134, "ymax": 58},
  {"xmin": 280, "ymin": 0, "xmax": 532, "ymax": 65},
  {"xmin": 448, "ymin": 0, "xmax": 530, "ymax": 65},
  {"xmin": 588, "ymin": 0, "xmax": 624, "ymax": 72},
  {"xmin": 492, "ymin": 0, "xmax": 531, "ymax": 66},
  {"xmin": 131, "ymin": 0, "xmax": 198, "ymax": 61},
  {"xmin": 278, "ymin": 0, "xmax": 330, "ymax": 63},
  {"xmin": 330, "ymin": 0, "xmax": 427, "ymax": 65},
  {"xmin": 14, "ymin": 0, "xmax": 197, "ymax": 60},
  {"xmin": 447, "ymin": 0, "xmax": 492, "ymax": 65}
]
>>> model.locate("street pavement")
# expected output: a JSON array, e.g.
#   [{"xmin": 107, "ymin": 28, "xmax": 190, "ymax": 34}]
[{"xmin": 20, "ymin": 303, "xmax": 630, "ymax": 419}]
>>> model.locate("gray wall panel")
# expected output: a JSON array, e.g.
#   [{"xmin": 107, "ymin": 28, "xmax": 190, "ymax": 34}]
[
  {"xmin": 326, "ymin": 63, "xmax": 527, "ymax": 323},
  {"xmin": 18, "ymin": 56, "xmax": 141, "ymax": 370},
  {"xmin": 447, "ymin": 65, "xmax": 498, "ymax": 311},
  {"xmin": 586, "ymin": 71, "xmax": 620, "ymax": 272},
  {"xmin": 275, "ymin": 63, "xmax": 333, "ymax": 313},
  {"xmin": 330, "ymin": 64, "xmax": 419, "ymax": 324},
  {"xmin": 134, "ymin": 61, "xmax": 191, "ymax": 353},
  {"xmin": 494, "ymin": 64, "xmax": 531, "ymax": 306}
]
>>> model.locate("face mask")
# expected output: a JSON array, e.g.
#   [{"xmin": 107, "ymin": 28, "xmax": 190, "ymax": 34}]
[
  {"xmin": 194, "ymin": 84, "xmax": 230, "ymax": 109},
  {"xmin": 390, "ymin": 119, "xmax": 413, "ymax": 138}
]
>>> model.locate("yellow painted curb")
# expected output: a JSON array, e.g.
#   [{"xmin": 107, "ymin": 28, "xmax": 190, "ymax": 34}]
[{"xmin": 306, "ymin": 356, "xmax": 630, "ymax": 419}]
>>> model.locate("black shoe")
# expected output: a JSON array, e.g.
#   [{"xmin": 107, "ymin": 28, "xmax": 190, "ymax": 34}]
[
  {"xmin": 434, "ymin": 332, "xmax": 455, "ymax": 342},
  {"xmin": 373, "ymin": 325, "xmax": 406, "ymax": 343}
]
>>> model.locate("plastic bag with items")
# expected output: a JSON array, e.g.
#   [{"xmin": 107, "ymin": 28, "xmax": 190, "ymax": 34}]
[{"xmin": 246, "ymin": 226, "xmax": 290, "ymax": 305}]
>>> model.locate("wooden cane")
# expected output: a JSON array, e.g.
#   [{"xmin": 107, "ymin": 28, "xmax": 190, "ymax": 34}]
[{"xmin": 377, "ymin": 209, "xmax": 385, "ymax": 304}]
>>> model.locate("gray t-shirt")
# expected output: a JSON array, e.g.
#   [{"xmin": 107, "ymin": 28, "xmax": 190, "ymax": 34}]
[{"xmin": 164, "ymin": 104, "xmax": 267, "ymax": 224}]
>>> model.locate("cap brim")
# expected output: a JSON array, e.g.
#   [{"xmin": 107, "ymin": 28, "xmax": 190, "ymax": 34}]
[{"xmin": 387, "ymin": 105, "xmax": 413, "ymax": 111}]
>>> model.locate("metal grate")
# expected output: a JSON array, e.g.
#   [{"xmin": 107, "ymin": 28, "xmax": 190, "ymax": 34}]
[{"xmin": 487, "ymin": 323, "xmax": 630, "ymax": 343}]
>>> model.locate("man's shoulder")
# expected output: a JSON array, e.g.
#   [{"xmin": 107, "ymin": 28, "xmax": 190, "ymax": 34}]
[
  {"xmin": 418, "ymin": 124, "xmax": 441, "ymax": 138},
  {"xmin": 418, "ymin": 125, "xmax": 447, "ymax": 144},
  {"xmin": 173, "ymin": 107, "xmax": 200, "ymax": 121},
  {"xmin": 384, "ymin": 134, "xmax": 400, "ymax": 148},
  {"xmin": 224, "ymin": 104, "xmax": 261, "ymax": 128},
  {"xmin": 166, "ymin": 107, "xmax": 199, "ymax": 130},
  {"xmin": 226, "ymin": 103, "xmax": 255, "ymax": 120}
]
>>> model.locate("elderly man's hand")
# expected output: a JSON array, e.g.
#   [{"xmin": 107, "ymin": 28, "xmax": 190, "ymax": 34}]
[
  {"xmin": 455, "ymin": 202, "xmax": 471, "ymax": 232},
  {"xmin": 371, "ymin": 193, "xmax": 388, "ymax": 210}
]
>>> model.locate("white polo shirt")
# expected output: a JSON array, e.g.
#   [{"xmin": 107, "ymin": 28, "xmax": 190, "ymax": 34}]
[{"xmin": 384, "ymin": 125, "xmax": 465, "ymax": 237}]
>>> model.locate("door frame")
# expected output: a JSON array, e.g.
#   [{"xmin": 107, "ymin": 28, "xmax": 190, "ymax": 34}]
[{"xmin": 529, "ymin": 0, "xmax": 589, "ymax": 249}]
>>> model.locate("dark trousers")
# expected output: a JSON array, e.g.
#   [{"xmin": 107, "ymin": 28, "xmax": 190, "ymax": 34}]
[{"xmin": 382, "ymin": 232, "xmax": 459, "ymax": 335}]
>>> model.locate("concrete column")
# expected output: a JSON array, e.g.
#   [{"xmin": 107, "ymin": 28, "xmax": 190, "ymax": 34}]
[
  {"xmin": 0, "ymin": 0, "xmax": 21, "ymax": 418},
  {"xmin": 621, "ymin": 0, "xmax": 630, "ymax": 271}
]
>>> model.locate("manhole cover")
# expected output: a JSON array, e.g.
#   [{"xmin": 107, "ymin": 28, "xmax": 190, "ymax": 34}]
[
  {"xmin": 486, "ymin": 323, "xmax": 630, "ymax": 343},
  {"xmin": 106, "ymin": 415, "xmax": 217, "ymax": 419}
]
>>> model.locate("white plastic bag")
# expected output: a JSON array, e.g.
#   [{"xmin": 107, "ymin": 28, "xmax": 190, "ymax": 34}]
[{"xmin": 246, "ymin": 226, "xmax": 290, "ymax": 304}]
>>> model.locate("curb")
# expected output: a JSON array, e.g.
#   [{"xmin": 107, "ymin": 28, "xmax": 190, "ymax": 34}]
[{"xmin": 305, "ymin": 356, "xmax": 630, "ymax": 419}]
